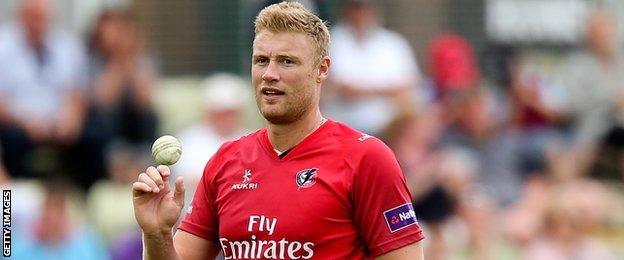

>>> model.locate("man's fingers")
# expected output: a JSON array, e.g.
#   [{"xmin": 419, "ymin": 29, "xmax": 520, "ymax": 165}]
[
  {"xmin": 173, "ymin": 176, "xmax": 185, "ymax": 208},
  {"xmin": 138, "ymin": 173, "xmax": 160, "ymax": 193},
  {"xmin": 156, "ymin": 165, "xmax": 172, "ymax": 191},
  {"xmin": 132, "ymin": 181, "xmax": 152, "ymax": 194},
  {"xmin": 156, "ymin": 165, "xmax": 171, "ymax": 178},
  {"xmin": 146, "ymin": 166, "xmax": 164, "ymax": 189}
]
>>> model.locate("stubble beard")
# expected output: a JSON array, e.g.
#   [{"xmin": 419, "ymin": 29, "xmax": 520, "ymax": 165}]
[{"xmin": 257, "ymin": 93, "xmax": 313, "ymax": 125}]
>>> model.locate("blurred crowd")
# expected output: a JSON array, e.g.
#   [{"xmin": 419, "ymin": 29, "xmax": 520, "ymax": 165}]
[
  {"xmin": 325, "ymin": 2, "xmax": 624, "ymax": 258},
  {"xmin": 1, "ymin": 0, "xmax": 623, "ymax": 259}
]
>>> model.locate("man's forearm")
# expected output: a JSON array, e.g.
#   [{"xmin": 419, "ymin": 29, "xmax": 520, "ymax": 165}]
[
  {"xmin": 375, "ymin": 241, "xmax": 424, "ymax": 260},
  {"xmin": 143, "ymin": 230, "xmax": 181, "ymax": 260}
]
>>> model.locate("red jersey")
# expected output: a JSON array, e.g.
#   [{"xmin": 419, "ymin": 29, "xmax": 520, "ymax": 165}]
[{"xmin": 179, "ymin": 119, "xmax": 424, "ymax": 259}]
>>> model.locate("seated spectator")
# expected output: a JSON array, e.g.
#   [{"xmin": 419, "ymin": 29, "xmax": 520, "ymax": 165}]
[
  {"xmin": 382, "ymin": 108, "xmax": 448, "ymax": 220},
  {"xmin": 12, "ymin": 179, "xmax": 109, "ymax": 259},
  {"xmin": 85, "ymin": 9, "xmax": 158, "ymax": 147},
  {"xmin": 324, "ymin": 0, "xmax": 420, "ymax": 136},
  {"xmin": 452, "ymin": 190, "xmax": 518, "ymax": 259},
  {"xmin": 563, "ymin": 8, "xmax": 624, "ymax": 178},
  {"xmin": 87, "ymin": 143, "xmax": 148, "ymax": 244},
  {"xmin": 487, "ymin": 46, "xmax": 565, "ymax": 179},
  {"xmin": 174, "ymin": 73, "xmax": 252, "ymax": 201},
  {"xmin": 429, "ymin": 34, "xmax": 480, "ymax": 97},
  {"xmin": 384, "ymin": 109, "xmax": 481, "ymax": 259},
  {"xmin": 522, "ymin": 180, "xmax": 616, "ymax": 260},
  {"xmin": 440, "ymin": 89, "xmax": 522, "ymax": 206},
  {"xmin": 0, "ymin": 0, "xmax": 107, "ymax": 191},
  {"xmin": 418, "ymin": 147, "xmax": 481, "ymax": 260},
  {"xmin": 428, "ymin": 34, "xmax": 481, "ymax": 126}
]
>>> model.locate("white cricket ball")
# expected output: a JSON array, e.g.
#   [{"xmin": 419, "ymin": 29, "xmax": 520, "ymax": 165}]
[{"xmin": 151, "ymin": 135, "xmax": 182, "ymax": 165}]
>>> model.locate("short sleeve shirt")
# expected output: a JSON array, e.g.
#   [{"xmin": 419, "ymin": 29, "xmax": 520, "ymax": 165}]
[
  {"xmin": 0, "ymin": 24, "xmax": 87, "ymax": 122},
  {"xmin": 179, "ymin": 119, "xmax": 424, "ymax": 259},
  {"xmin": 326, "ymin": 25, "xmax": 420, "ymax": 134}
]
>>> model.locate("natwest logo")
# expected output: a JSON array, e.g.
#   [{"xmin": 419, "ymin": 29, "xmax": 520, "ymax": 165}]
[
  {"xmin": 231, "ymin": 169, "xmax": 258, "ymax": 190},
  {"xmin": 383, "ymin": 203, "xmax": 418, "ymax": 233}
]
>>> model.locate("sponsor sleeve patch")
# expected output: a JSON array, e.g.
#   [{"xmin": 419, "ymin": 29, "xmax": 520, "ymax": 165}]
[{"xmin": 383, "ymin": 203, "xmax": 418, "ymax": 233}]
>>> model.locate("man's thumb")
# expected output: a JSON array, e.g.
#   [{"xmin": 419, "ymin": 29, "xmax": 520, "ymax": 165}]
[{"xmin": 173, "ymin": 176, "xmax": 185, "ymax": 208}]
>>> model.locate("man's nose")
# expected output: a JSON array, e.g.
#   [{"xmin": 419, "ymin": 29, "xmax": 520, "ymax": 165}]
[{"xmin": 261, "ymin": 61, "xmax": 280, "ymax": 82}]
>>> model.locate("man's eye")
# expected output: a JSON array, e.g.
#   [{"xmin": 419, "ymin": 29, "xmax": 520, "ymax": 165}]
[
  {"xmin": 282, "ymin": 59, "xmax": 293, "ymax": 65},
  {"xmin": 255, "ymin": 58, "xmax": 268, "ymax": 64}
]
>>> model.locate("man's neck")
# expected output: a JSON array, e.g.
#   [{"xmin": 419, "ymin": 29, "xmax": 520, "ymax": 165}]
[
  {"xmin": 267, "ymin": 110, "xmax": 324, "ymax": 152},
  {"xmin": 24, "ymin": 28, "xmax": 45, "ymax": 52}
]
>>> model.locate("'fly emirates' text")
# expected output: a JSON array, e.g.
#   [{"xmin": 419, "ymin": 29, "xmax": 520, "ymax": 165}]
[{"xmin": 219, "ymin": 215, "xmax": 314, "ymax": 259}]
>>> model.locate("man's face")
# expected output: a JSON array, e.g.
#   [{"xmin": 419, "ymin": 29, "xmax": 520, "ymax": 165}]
[
  {"xmin": 21, "ymin": 0, "xmax": 51, "ymax": 45},
  {"xmin": 587, "ymin": 14, "xmax": 618, "ymax": 57},
  {"xmin": 344, "ymin": 4, "xmax": 376, "ymax": 35},
  {"xmin": 207, "ymin": 108, "xmax": 241, "ymax": 137},
  {"xmin": 252, "ymin": 31, "xmax": 328, "ymax": 125}
]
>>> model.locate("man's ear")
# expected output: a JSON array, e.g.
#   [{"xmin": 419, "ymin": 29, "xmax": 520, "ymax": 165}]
[{"xmin": 317, "ymin": 56, "xmax": 331, "ymax": 83}]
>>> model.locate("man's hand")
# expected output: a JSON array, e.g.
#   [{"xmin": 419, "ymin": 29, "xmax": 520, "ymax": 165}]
[
  {"xmin": 21, "ymin": 118, "xmax": 54, "ymax": 144},
  {"xmin": 133, "ymin": 165, "xmax": 185, "ymax": 235}
]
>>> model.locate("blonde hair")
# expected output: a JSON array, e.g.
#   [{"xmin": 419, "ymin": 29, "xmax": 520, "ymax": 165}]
[{"xmin": 254, "ymin": 2, "xmax": 330, "ymax": 63}]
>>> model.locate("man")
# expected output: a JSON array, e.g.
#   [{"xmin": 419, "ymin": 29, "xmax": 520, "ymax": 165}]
[
  {"xmin": 133, "ymin": 2, "xmax": 424, "ymax": 259},
  {"xmin": 564, "ymin": 8, "xmax": 624, "ymax": 175},
  {"xmin": 175, "ymin": 73, "xmax": 252, "ymax": 210},
  {"xmin": 324, "ymin": 0, "xmax": 420, "ymax": 136},
  {"xmin": 175, "ymin": 73, "xmax": 252, "ymax": 181},
  {"xmin": 0, "ymin": 0, "xmax": 88, "ymax": 179},
  {"xmin": 565, "ymin": 8, "xmax": 624, "ymax": 147}
]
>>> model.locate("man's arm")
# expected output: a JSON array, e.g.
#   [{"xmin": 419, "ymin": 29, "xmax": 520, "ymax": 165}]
[
  {"xmin": 56, "ymin": 89, "xmax": 86, "ymax": 143},
  {"xmin": 141, "ymin": 229, "xmax": 220, "ymax": 260},
  {"xmin": 351, "ymin": 138, "xmax": 425, "ymax": 258},
  {"xmin": 141, "ymin": 229, "xmax": 179, "ymax": 260},
  {"xmin": 133, "ymin": 165, "xmax": 221, "ymax": 260},
  {"xmin": 172, "ymin": 230, "xmax": 221, "ymax": 259},
  {"xmin": 334, "ymin": 82, "xmax": 411, "ymax": 100},
  {"xmin": 375, "ymin": 241, "xmax": 424, "ymax": 260}
]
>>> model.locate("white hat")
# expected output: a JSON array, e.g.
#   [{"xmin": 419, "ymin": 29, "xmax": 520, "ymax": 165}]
[{"xmin": 201, "ymin": 73, "xmax": 250, "ymax": 111}]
